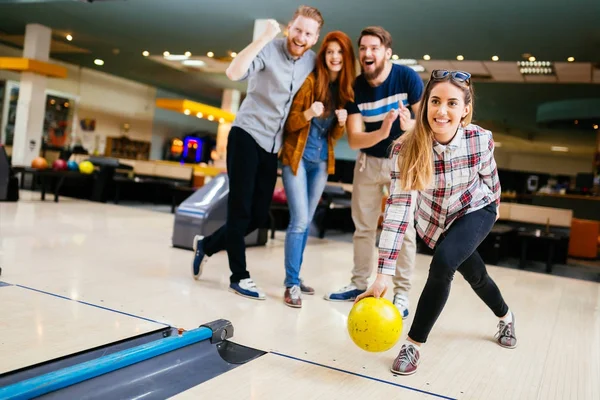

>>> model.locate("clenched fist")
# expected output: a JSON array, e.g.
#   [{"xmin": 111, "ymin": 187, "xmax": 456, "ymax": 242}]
[
  {"xmin": 335, "ymin": 109, "xmax": 347, "ymax": 126},
  {"xmin": 260, "ymin": 19, "xmax": 281, "ymax": 42},
  {"xmin": 307, "ymin": 101, "xmax": 324, "ymax": 119}
]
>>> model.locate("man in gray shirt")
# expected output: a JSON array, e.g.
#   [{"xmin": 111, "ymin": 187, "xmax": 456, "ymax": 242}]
[{"xmin": 191, "ymin": 6, "xmax": 323, "ymax": 300}]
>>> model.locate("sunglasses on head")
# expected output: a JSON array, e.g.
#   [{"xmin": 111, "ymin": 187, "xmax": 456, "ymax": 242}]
[{"xmin": 431, "ymin": 69, "xmax": 471, "ymax": 84}]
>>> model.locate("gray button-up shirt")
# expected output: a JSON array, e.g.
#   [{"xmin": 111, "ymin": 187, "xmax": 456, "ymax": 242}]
[{"xmin": 232, "ymin": 38, "xmax": 316, "ymax": 154}]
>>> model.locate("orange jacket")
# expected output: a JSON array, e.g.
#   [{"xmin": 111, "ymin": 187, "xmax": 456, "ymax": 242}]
[{"xmin": 281, "ymin": 72, "xmax": 346, "ymax": 175}]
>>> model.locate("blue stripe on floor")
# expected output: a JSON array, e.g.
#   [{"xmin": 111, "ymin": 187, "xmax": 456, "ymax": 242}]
[
  {"xmin": 0, "ymin": 281, "xmax": 12, "ymax": 288},
  {"xmin": 13, "ymin": 283, "xmax": 170, "ymax": 327},
  {"xmin": 270, "ymin": 351, "xmax": 457, "ymax": 400}
]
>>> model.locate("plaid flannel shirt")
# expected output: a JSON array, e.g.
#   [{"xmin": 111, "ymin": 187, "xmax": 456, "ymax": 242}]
[{"xmin": 378, "ymin": 124, "xmax": 501, "ymax": 275}]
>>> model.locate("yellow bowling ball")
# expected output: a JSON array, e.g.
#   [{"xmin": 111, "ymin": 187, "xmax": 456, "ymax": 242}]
[
  {"xmin": 347, "ymin": 297, "xmax": 403, "ymax": 352},
  {"xmin": 79, "ymin": 160, "xmax": 95, "ymax": 174}
]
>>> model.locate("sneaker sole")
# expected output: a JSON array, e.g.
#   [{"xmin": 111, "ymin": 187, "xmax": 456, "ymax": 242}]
[
  {"xmin": 284, "ymin": 300, "xmax": 302, "ymax": 308},
  {"xmin": 322, "ymin": 295, "xmax": 358, "ymax": 302},
  {"xmin": 228, "ymin": 287, "xmax": 266, "ymax": 301},
  {"xmin": 191, "ymin": 235, "xmax": 206, "ymax": 280},
  {"xmin": 390, "ymin": 366, "xmax": 418, "ymax": 376}
]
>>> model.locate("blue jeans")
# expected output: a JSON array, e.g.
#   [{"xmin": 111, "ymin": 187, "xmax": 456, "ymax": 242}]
[{"xmin": 282, "ymin": 159, "xmax": 328, "ymax": 287}]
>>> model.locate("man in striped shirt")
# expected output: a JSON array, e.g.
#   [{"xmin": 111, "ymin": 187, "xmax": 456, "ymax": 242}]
[{"xmin": 323, "ymin": 26, "xmax": 424, "ymax": 320}]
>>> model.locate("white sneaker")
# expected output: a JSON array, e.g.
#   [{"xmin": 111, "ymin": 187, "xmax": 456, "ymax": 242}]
[
  {"xmin": 229, "ymin": 278, "xmax": 266, "ymax": 300},
  {"xmin": 393, "ymin": 293, "xmax": 410, "ymax": 319},
  {"xmin": 323, "ymin": 284, "xmax": 366, "ymax": 302}
]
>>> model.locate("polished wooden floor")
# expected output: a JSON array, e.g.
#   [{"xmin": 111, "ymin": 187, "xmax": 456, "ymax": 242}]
[{"xmin": 1, "ymin": 191, "xmax": 598, "ymax": 399}]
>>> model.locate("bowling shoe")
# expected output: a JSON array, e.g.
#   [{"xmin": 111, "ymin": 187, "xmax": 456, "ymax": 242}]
[
  {"xmin": 192, "ymin": 235, "xmax": 209, "ymax": 280},
  {"xmin": 299, "ymin": 279, "xmax": 315, "ymax": 295},
  {"xmin": 393, "ymin": 293, "xmax": 410, "ymax": 319},
  {"xmin": 495, "ymin": 311, "xmax": 517, "ymax": 349},
  {"xmin": 284, "ymin": 285, "xmax": 302, "ymax": 308},
  {"xmin": 229, "ymin": 278, "xmax": 266, "ymax": 300},
  {"xmin": 391, "ymin": 343, "xmax": 420, "ymax": 375},
  {"xmin": 323, "ymin": 284, "xmax": 365, "ymax": 301}
]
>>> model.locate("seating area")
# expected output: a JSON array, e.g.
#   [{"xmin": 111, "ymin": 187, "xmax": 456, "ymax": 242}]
[
  {"xmin": 568, "ymin": 218, "xmax": 600, "ymax": 259},
  {"xmin": 13, "ymin": 154, "xmax": 223, "ymax": 209}
]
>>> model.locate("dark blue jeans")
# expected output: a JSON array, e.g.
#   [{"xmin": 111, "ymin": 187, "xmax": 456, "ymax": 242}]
[{"xmin": 408, "ymin": 204, "xmax": 509, "ymax": 343}]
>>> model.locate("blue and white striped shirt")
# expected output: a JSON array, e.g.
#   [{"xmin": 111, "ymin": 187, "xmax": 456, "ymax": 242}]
[{"xmin": 346, "ymin": 64, "xmax": 424, "ymax": 158}]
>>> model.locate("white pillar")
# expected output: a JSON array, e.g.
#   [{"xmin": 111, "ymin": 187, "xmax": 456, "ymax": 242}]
[{"xmin": 11, "ymin": 24, "xmax": 51, "ymax": 167}]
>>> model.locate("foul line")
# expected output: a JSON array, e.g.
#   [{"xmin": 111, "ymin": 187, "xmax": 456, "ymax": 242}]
[{"xmin": 270, "ymin": 351, "xmax": 457, "ymax": 400}]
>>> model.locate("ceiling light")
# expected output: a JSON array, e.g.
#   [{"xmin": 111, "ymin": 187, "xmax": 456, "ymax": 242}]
[
  {"xmin": 184, "ymin": 109, "xmax": 190, "ymax": 115},
  {"xmin": 551, "ymin": 146, "xmax": 569, "ymax": 152},
  {"xmin": 207, "ymin": 115, "xmax": 214, "ymax": 121},
  {"xmin": 395, "ymin": 59, "xmax": 417, "ymax": 65},
  {"xmin": 456, "ymin": 55, "xmax": 464, "ymax": 61},
  {"xmin": 66, "ymin": 34, "xmax": 73, "ymax": 41},
  {"xmin": 142, "ymin": 51, "xmax": 149, "ymax": 57},
  {"xmin": 391, "ymin": 58, "xmax": 424, "ymax": 72},
  {"xmin": 392, "ymin": 54, "xmax": 399, "ymax": 60},
  {"xmin": 165, "ymin": 54, "xmax": 189, "ymax": 61},
  {"xmin": 163, "ymin": 51, "xmax": 170, "ymax": 57},
  {"xmin": 182, "ymin": 59, "xmax": 206, "ymax": 67},
  {"xmin": 207, "ymin": 51, "xmax": 214, "ymax": 58},
  {"xmin": 492, "ymin": 55, "xmax": 499, "ymax": 61},
  {"xmin": 196, "ymin": 112, "xmax": 203, "ymax": 118},
  {"xmin": 567, "ymin": 57, "xmax": 575, "ymax": 62},
  {"xmin": 219, "ymin": 118, "xmax": 225, "ymax": 123},
  {"xmin": 594, "ymin": 124, "xmax": 599, "ymax": 130},
  {"xmin": 528, "ymin": 56, "xmax": 536, "ymax": 62},
  {"xmin": 230, "ymin": 52, "xmax": 237, "ymax": 58},
  {"xmin": 185, "ymin": 51, "xmax": 192, "ymax": 57},
  {"xmin": 423, "ymin": 54, "xmax": 431, "ymax": 60},
  {"xmin": 94, "ymin": 59, "xmax": 104, "ymax": 66},
  {"xmin": 518, "ymin": 61, "xmax": 554, "ymax": 75}
]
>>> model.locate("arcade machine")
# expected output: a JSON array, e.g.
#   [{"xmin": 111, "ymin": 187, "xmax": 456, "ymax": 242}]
[
  {"xmin": 164, "ymin": 133, "xmax": 216, "ymax": 165},
  {"xmin": 172, "ymin": 173, "xmax": 268, "ymax": 250},
  {"xmin": 164, "ymin": 137, "xmax": 184, "ymax": 162}
]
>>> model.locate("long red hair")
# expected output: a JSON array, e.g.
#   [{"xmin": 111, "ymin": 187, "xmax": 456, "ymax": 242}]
[{"xmin": 314, "ymin": 31, "xmax": 355, "ymax": 115}]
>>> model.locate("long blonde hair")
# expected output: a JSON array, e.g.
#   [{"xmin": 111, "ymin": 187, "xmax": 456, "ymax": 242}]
[{"xmin": 396, "ymin": 75, "xmax": 474, "ymax": 191}]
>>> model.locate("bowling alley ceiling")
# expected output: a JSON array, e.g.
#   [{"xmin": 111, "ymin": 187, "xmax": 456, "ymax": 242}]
[
  {"xmin": 2, "ymin": 0, "xmax": 598, "ymax": 161},
  {"xmin": 0, "ymin": 0, "xmax": 598, "ymax": 105}
]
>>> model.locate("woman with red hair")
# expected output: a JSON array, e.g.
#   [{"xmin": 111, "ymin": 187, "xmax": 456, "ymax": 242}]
[{"xmin": 280, "ymin": 30, "xmax": 356, "ymax": 308}]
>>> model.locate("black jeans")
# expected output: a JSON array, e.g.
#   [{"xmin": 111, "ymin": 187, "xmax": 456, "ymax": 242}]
[
  {"xmin": 202, "ymin": 127, "xmax": 278, "ymax": 283},
  {"xmin": 408, "ymin": 204, "xmax": 509, "ymax": 343}
]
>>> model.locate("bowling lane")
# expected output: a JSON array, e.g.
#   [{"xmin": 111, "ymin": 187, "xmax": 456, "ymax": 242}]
[
  {"xmin": 0, "ymin": 284, "xmax": 165, "ymax": 375},
  {"xmin": 4, "ymin": 192, "xmax": 598, "ymax": 400},
  {"xmin": 173, "ymin": 352, "xmax": 444, "ymax": 400}
]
